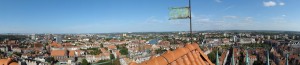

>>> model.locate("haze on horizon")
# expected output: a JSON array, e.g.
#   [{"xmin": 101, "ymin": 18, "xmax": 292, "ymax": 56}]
[{"xmin": 1, "ymin": 0, "xmax": 300, "ymax": 33}]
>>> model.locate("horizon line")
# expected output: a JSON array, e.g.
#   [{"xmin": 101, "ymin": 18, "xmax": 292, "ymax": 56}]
[{"xmin": 1, "ymin": 29, "xmax": 300, "ymax": 34}]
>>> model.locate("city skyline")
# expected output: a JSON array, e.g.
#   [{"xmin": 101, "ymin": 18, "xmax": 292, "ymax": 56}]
[{"xmin": 1, "ymin": 0, "xmax": 300, "ymax": 33}]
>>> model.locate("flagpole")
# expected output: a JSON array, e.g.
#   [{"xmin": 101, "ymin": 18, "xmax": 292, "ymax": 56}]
[{"xmin": 188, "ymin": 0, "xmax": 193, "ymax": 44}]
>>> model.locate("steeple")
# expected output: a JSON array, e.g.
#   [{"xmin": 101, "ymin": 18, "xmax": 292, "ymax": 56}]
[
  {"xmin": 246, "ymin": 50, "xmax": 249, "ymax": 65},
  {"xmin": 266, "ymin": 50, "xmax": 270, "ymax": 65}
]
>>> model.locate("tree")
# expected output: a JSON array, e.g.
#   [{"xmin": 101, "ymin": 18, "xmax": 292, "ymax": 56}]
[
  {"xmin": 45, "ymin": 57, "xmax": 55, "ymax": 63},
  {"xmin": 110, "ymin": 54, "xmax": 115, "ymax": 60},
  {"xmin": 86, "ymin": 48, "xmax": 101, "ymax": 55},
  {"xmin": 120, "ymin": 47, "xmax": 128, "ymax": 55},
  {"xmin": 253, "ymin": 61, "xmax": 264, "ymax": 65},
  {"xmin": 112, "ymin": 58, "xmax": 121, "ymax": 65},
  {"xmin": 13, "ymin": 52, "xmax": 22, "ymax": 57},
  {"xmin": 97, "ymin": 60, "xmax": 110, "ymax": 63},
  {"xmin": 105, "ymin": 38, "xmax": 112, "ymax": 41},
  {"xmin": 239, "ymin": 52, "xmax": 245, "ymax": 65},
  {"xmin": 100, "ymin": 43, "xmax": 104, "ymax": 48},
  {"xmin": 208, "ymin": 51, "xmax": 216, "ymax": 64},
  {"xmin": 207, "ymin": 49, "xmax": 220, "ymax": 64},
  {"xmin": 119, "ymin": 37, "xmax": 125, "ymax": 41},
  {"xmin": 81, "ymin": 59, "xmax": 89, "ymax": 65},
  {"xmin": 116, "ymin": 45, "xmax": 120, "ymax": 49}
]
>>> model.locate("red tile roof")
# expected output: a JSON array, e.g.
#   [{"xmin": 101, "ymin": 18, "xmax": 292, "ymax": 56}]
[
  {"xmin": 129, "ymin": 43, "xmax": 214, "ymax": 65},
  {"xmin": 9, "ymin": 62, "xmax": 18, "ymax": 65},
  {"xmin": 250, "ymin": 55, "xmax": 256, "ymax": 59},
  {"xmin": 7, "ymin": 40, "xmax": 16, "ymax": 44},
  {"xmin": 100, "ymin": 48, "xmax": 108, "ymax": 53},
  {"xmin": 63, "ymin": 43, "xmax": 73, "ymax": 47},
  {"xmin": 50, "ymin": 41, "xmax": 62, "ymax": 48},
  {"xmin": 144, "ymin": 45, "xmax": 152, "ymax": 50},
  {"xmin": 51, "ymin": 50, "xmax": 66, "ymax": 56},
  {"xmin": 69, "ymin": 50, "xmax": 75, "ymax": 56},
  {"xmin": 220, "ymin": 51, "xmax": 227, "ymax": 65},
  {"xmin": 158, "ymin": 41, "xmax": 170, "ymax": 46},
  {"xmin": 0, "ymin": 58, "xmax": 18, "ymax": 65},
  {"xmin": 103, "ymin": 53, "xmax": 110, "ymax": 57},
  {"xmin": 34, "ymin": 43, "xmax": 43, "ymax": 48},
  {"xmin": 108, "ymin": 45, "xmax": 117, "ymax": 50}
]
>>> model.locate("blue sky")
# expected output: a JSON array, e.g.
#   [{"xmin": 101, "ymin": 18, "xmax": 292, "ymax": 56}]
[{"xmin": 0, "ymin": 0, "xmax": 300, "ymax": 33}]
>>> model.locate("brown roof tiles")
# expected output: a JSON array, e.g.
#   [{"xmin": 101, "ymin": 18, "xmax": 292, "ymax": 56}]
[
  {"xmin": 162, "ymin": 50, "xmax": 176, "ymax": 62},
  {"xmin": 220, "ymin": 51, "xmax": 227, "ymax": 65},
  {"xmin": 108, "ymin": 45, "xmax": 117, "ymax": 50},
  {"xmin": 69, "ymin": 50, "xmax": 75, "ymax": 56},
  {"xmin": 51, "ymin": 50, "xmax": 66, "ymax": 56},
  {"xmin": 130, "ymin": 43, "xmax": 214, "ymax": 65},
  {"xmin": 50, "ymin": 41, "xmax": 62, "ymax": 48},
  {"xmin": 9, "ymin": 62, "xmax": 18, "ymax": 65},
  {"xmin": 0, "ymin": 58, "xmax": 18, "ymax": 65}
]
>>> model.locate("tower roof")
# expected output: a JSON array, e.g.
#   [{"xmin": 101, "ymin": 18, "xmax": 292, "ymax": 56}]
[{"xmin": 129, "ymin": 43, "xmax": 214, "ymax": 65}]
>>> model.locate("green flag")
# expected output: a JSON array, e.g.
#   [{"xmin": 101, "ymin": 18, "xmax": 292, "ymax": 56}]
[{"xmin": 169, "ymin": 7, "xmax": 190, "ymax": 20}]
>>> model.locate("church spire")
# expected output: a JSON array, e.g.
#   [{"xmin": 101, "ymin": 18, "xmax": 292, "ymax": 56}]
[
  {"xmin": 246, "ymin": 50, "xmax": 249, "ymax": 65},
  {"xmin": 286, "ymin": 53, "xmax": 289, "ymax": 65}
]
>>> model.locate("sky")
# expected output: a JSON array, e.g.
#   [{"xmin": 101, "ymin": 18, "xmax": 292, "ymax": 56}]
[{"xmin": 0, "ymin": 0, "xmax": 300, "ymax": 33}]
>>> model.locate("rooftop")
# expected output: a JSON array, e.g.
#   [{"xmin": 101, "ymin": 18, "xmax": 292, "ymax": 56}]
[
  {"xmin": 0, "ymin": 58, "xmax": 18, "ymax": 65},
  {"xmin": 50, "ymin": 50, "xmax": 66, "ymax": 56},
  {"xmin": 129, "ymin": 43, "xmax": 214, "ymax": 65},
  {"xmin": 69, "ymin": 50, "xmax": 75, "ymax": 56}
]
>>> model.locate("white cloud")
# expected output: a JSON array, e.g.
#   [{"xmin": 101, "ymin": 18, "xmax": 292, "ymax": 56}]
[
  {"xmin": 279, "ymin": 2, "xmax": 285, "ymax": 6},
  {"xmin": 215, "ymin": 0, "xmax": 222, "ymax": 3},
  {"xmin": 145, "ymin": 16, "xmax": 164, "ymax": 24},
  {"xmin": 272, "ymin": 16, "xmax": 288, "ymax": 23},
  {"xmin": 222, "ymin": 6, "xmax": 234, "ymax": 11},
  {"xmin": 223, "ymin": 15, "xmax": 238, "ymax": 19},
  {"xmin": 263, "ymin": 1, "xmax": 277, "ymax": 7}
]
